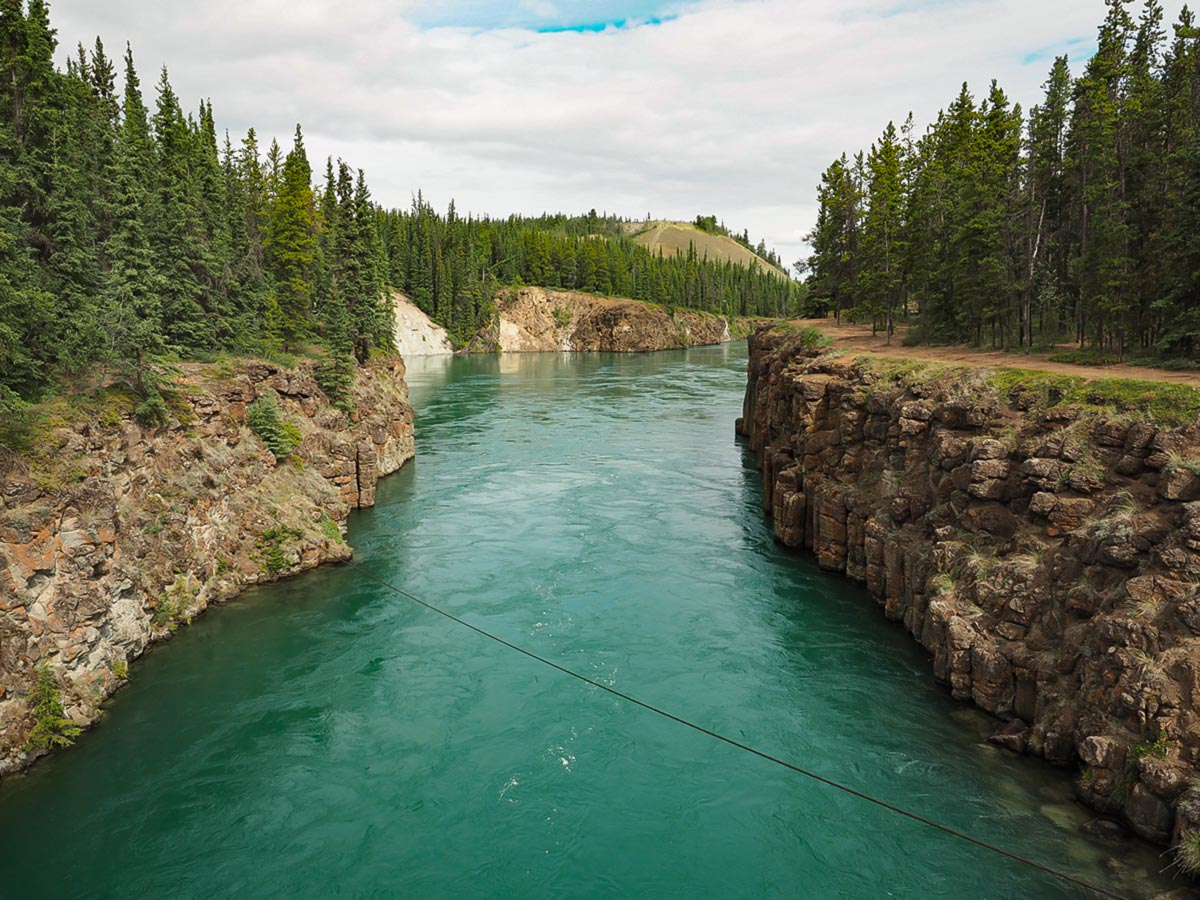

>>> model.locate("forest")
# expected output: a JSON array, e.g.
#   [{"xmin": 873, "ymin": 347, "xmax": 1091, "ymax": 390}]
[
  {"xmin": 378, "ymin": 205, "xmax": 802, "ymax": 346},
  {"xmin": 0, "ymin": 0, "xmax": 801, "ymax": 429},
  {"xmin": 805, "ymin": 0, "xmax": 1200, "ymax": 364}
]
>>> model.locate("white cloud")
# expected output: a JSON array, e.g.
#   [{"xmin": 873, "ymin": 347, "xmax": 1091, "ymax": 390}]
[
  {"xmin": 520, "ymin": 0, "xmax": 560, "ymax": 19},
  {"xmin": 48, "ymin": 0, "xmax": 1185, "ymax": 273}
]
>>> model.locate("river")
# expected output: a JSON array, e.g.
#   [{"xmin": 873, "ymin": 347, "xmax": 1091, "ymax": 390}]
[{"xmin": 0, "ymin": 345, "xmax": 1180, "ymax": 898}]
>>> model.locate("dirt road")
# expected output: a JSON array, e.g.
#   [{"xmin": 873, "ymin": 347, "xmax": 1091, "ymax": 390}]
[{"xmin": 793, "ymin": 319, "xmax": 1200, "ymax": 387}]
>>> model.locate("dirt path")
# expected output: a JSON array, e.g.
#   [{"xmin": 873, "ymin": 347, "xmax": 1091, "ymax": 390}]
[{"xmin": 793, "ymin": 319, "xmax": 1200, "ymax": 387}]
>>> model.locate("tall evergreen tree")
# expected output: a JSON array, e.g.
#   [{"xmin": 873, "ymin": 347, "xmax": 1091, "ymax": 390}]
[
  {"xmin": 264, "ymin": 125, "xmax": 316, "ymax": 348},
  {"xmin": 859, "ymin": 122, "xmax": 906, "ymax": 340}
]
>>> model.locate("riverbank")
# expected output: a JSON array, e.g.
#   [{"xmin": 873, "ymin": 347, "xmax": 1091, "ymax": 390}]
[
  {"xmin": 739, "ymin": 324, "xmax": 1200, "ymax": 872},
  {"xmin": 0, "ymin": 357, "xmax": 414, "ymax": 776}
]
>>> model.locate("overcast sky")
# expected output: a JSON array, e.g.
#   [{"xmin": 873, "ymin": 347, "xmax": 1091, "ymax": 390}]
[{"xmin": 48, "ymin": 0, "xmax": 1186, "ymax": 273}]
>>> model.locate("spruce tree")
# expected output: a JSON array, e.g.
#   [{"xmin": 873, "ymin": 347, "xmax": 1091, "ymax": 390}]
[
  {"xmin": 859, "ymin": 122, "xmax": 905, "ymax": 340},
  {"xmin": 264, "ymin": 125, "xmax": 316, "ymax": 349}
]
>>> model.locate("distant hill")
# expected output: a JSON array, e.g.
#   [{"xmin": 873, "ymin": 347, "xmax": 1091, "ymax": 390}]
[{"xmin": 628, "ymin": 221, "xmax": 791, "ymax": 280}]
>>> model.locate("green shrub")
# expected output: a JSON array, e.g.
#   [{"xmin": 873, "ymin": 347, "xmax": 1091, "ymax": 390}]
[
  {"xmin": 0, "ymin": 386, "xmax": 33, "ymax": 451},
  {"xmin": 1129, "ymin": 737, "xmax": 1172, "ymax": 764},
  {"xmin": 151, "ymin": 576, "xmax": 197, "ymax": 630},
  {"xmin": 1050, "ymin": 348, "xmax": 1121, "ymax": 367},
  {"xmin": 928, "ymin": 573, "xmax": 955, "ymax": 596},
  {"xmin": 898, "ymin": 324, "xmax": 955, "ymax": 347},
  {"xmin": 24, "ymin": 665, "xmax": 82, "ymax": 752},
  {"xmin": 246, "ymin": 393, "xmax": 303, "ymax": 460},
  {"xmin": 319, "ymin": 514, "xmax": 344, "ymax": 544},
  {"xmin": 1158, "ymin": 357, "xmax": 1200, "ymax": 371},
  {"xmin": 151, "ymin": 594, "xmax": 178, "ymax": 628},
  {"xmin": 257, "ymin": 525, "xmax": 305, "ymax": 575},
  {"xmin": 773, "ymin": 323, "xmax": 832, "ymax": 351},
  {"xmin": 552, "ymin": 306, "xmax": 573, "ymax": 329},
  {"xmin": 134, "ymin": 390, "xmax": 170, "ymax": 427}
]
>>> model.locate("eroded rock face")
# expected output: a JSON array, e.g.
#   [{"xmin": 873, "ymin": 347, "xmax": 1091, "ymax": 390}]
[
  {"xmin": 393, "ymin": 291, "xmax": 454, "ymax": 357},
  {"xmin": 469, "ymin": 287, "xmax": 731, "ymax": 353},
  {"xmin": 0, "ymin": 357, "xmax": 414, "ymax": 776},
  {"xmin": 738, "ymin": 327, "xmax": 1200, "ymax": 850}
]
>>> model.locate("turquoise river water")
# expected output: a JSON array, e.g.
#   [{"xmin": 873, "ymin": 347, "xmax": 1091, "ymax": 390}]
[{"xmin": 0, "ymin": 345, "xmax": 1183, "ymax": 899}]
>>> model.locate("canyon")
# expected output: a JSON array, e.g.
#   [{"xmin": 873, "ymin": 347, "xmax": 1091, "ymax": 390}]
[
  {"xmin": 5, "ymin": 307, "xmax": 1199, "ymax": 889},
  {"xmin": 0, "ymin": 285, "xmax": 738, "ymax": 780}
]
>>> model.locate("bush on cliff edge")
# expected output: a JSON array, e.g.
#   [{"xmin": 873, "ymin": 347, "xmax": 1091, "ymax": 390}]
[
  {"xmin": 247, "ymin": 393, "xmax": 303, "ymax": 461},
  {"xmin": 24, "ymin": 666, "xmax": 82, "ymax": 753}
]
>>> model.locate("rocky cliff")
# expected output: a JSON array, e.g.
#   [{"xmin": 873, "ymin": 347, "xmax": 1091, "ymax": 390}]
[
  {"xmin": 393, "ymin": 291, "xmax": 454, "ymax": 357},
  {"xmin": 738, "ymin": 326, "xmax": 1200, "ymax": 868},
  {"xmin": 0, "ymin": 357, "xmax": 414, "ymax": 775},
  {"xmin": 469, "ymin": 286, "xmax": 732, "ymax": 352}
]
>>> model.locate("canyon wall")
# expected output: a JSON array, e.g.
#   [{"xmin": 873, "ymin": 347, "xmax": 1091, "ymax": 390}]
[
  {"xmin": 738, "ymin": 327, "xmax": 1200, "ymax": 861},
  {"xmin": 0, "ymin": 357, "xmax": 414, "ymax": 775},
  {"xmin": 470, "ymin": 286, "xmax": 731, "ymax": 352}
]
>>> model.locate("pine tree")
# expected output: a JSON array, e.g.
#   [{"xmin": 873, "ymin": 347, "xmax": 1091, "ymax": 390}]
[
  {"xmin": 148, "ymin": 67, "xmax": 211, "ymax": 350},
  {"xmin": 97, "ymin": 47, "xmax": 164, "ymax": 391},
  {"xmin": 859, "ymin": 122, "xmax": 906, "ymax": 340},
  {"xmin": 1069, "ymin": 0, "xmax": 1136, "ymax": 352},
  {"xmin": 264, "ymin": 125, "xmax": 316, "ymax": 349},
  {"xmin": 805, "ymin": 154, "xmax": 861, "ymax": 321},
  {"xmin": 1023, "ymin": 56, "xmax": 1072, "ymax": 348}
]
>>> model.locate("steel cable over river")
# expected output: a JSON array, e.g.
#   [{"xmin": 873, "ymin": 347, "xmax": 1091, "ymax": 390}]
[{"xmin": 0, "ymin": 346, "xmax": 1182, "ymax": 899}]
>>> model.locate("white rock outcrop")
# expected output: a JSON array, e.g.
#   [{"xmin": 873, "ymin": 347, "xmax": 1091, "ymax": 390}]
[{"xmin": 393, "ymin": 292, "xmax": 453, "ymax": 357}]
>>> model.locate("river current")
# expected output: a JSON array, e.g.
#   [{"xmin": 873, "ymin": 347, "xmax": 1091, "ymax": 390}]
[{"xmin": 0, "ymin": 345, "xmax": 1180, "ymax": 898}]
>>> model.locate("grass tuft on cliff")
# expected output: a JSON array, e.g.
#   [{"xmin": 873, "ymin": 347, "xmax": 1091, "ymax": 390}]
[
  {"xmin": 855, "ymin": 356, "xmax": 1200, "ymax": 428},
  {"xmin": 772, "ymin": 323, "xmax": 833, "ymax": 351},
  {"xmin": 990, "ymin": 370, "xmax": 1200, "ymax": 427},
  {"xmin": 771, "ymin": 321, "xmax": 1200, "ymax": 427},
  {"xmin": 1178, "ymin": 831, "xmax": 1200, "ymax": 877}
]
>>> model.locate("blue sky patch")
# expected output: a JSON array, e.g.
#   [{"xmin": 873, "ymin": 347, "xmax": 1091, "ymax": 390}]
[
  {"xmin": 537, "ymin": 14, "xmax": 675, "ymax": 33},
  {"xmin": 1022, "ymin": 36, "xmax": 1095, "ymax": 66},
  {"xmin": 410, "ymin": 1, "xmax": 689, "ymax": 32}
]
